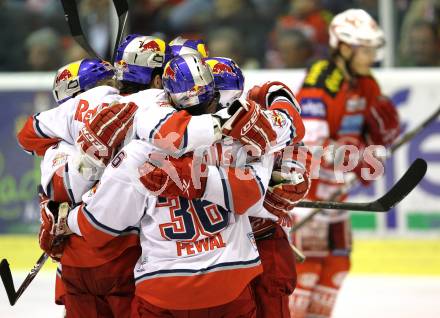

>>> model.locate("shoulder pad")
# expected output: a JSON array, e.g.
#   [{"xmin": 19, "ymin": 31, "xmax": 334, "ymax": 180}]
[{"xmin": 302, "ymin": 60, "xmax": 344, "ymax": 97}]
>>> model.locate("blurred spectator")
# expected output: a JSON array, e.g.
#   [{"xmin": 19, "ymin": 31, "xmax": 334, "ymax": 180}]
[
  {"xmin": 266, "ymin": 28, "xmax": 313, "ymax": 68},
  {"xmin": 277, "ymin": 0, "xmax": 332, "ymax": 48},
  {"xmin": 208, "ymin": 28, "xmax": 249, "ymax": 68},
  {"xmin": 399, "ymin": 20, "xmax": 440, "ymax": 67},
  {"xmin": 25, "ymin": 27, "xmax": 62, "ymax": 71},
  {"xmin": 79, "ymin": 0, "xmax": 112, "ymax": 59}
]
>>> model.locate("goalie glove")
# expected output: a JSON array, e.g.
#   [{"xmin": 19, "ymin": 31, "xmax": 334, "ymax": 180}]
[
  {"xmin": 76, "ymin": 102, "xmax": 138, "ymax": 180},
  {"xmin": 38, "ymin": 191, "xmax": 71, "ymax": 262},
  {"xmin": 221, "ymin": 98, "xmax": 277, "ymax": 156},
  {"xmin": 247, "ymin": 81, "xmax": 301, "ymax": 114},
  {"xmin": 139, "ymin": 153, "xmax": 208, "ymax": 199}
]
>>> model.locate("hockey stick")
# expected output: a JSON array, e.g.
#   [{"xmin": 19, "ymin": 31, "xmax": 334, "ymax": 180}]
[
  {"xmin": 60, "ymin": 0, "xmax": 101, "ymax": 59},
  {"xmin": 291, "ymin": 107, "xmax": 440, "ymax": 232},
  {"xmin": 111, "ymin": 0, "xmax": 129, "ymax": 64},
  {"xmin": 294, "ymin": 158, "xmax": 426, "ymax": 212},
  {"xmin": 0, "ymin": 202, "xmax": 69, "ymax": 306},
  {"xmin": 0, "ymin": 253, "xmax": 49, "ymax": 306}
]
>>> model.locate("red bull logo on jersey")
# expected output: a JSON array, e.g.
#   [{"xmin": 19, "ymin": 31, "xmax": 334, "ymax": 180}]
[
  {"xmin": 55, "ymin": 69, "xmax": 73, "ymax": 85},
  {"xmin": 139, "ymin": 40, "xmax": 161, "ymax": 53}
]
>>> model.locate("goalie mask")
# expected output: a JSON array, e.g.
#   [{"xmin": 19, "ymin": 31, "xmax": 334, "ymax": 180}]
[
  {"xmin": 162, "ymin": 54, "xmax": 215, "ymax": 111},
  {"xmin": 169, "ymin": 36, "xmax": 209, "ymax": 59},
  {"xmin": 114, "ymin": 34, "xmax": 171, "ymax": 85},
  {"xmin": 204, "ymin": 57, "xmax": 244, "ymax": 108},
  {"xmin": 52, "ymin": 58, "xmax": 114, "ymax": 104}
]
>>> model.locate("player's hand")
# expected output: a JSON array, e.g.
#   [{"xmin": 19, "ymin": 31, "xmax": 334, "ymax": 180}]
[
  {"xmin": 264, "ymin": 147, "xmax": 311, "ymax": 220},
  {"xmin": 38, "ymin": 192, "xmax": 71, "ymax": 262},
  {"xmin": 76, "ymin": 102, "xmax": 138, "ymax": 167},
  {"xmin": 365, "ymin": 96, "xmax": 400, "ymax": 147},
  {"xmin": 221, "ymin": 98, "xmax": 277, "ymax": 156},
  {"xmin": 139, "ymin": 153, "xmax": 208, "ymax": 199},
  {"xmin": 247, "ymin": 81, "xmax": 300, "ymax": 113}
]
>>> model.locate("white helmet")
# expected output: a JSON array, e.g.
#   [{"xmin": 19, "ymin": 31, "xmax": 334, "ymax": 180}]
[{"xmin": 329, "ymin": 9, "xmax": 385, "ymax": 49}]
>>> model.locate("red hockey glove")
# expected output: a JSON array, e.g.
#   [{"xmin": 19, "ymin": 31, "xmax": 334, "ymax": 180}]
[
  {"xmin": 222, "ymin": 98, "xmax": 277, "ymax": 156},
  {"xmin": 77, "ymin": 102, "xmax": 138, "ymax": 167},
  {"xmin": 38, "ymin": 193, "xmax": 71, "ymax": 262},
  {"xmin": 264, "ymin": 146, "xmax": 311, "ymax": 219},
  {"xmin": 365, "ymin": 96, "xmax": 400, "ymax": 147},
  {"xmin": 139, "ymin": 153, "xmax": 208, "ymax": 199},
  {"xmin": 247, "ymin": 81, "xmax": 301, "ymax": 113}
]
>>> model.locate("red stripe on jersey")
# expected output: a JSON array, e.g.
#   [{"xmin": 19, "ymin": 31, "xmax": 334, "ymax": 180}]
[
  {"xmin": 227, "ymin": 167, "xmax": 262, "ymax": 214},
  {"xmin": 153, "ymin": 111, "xmax": 192, "ymax": 152},
  {"xmin": 51, "ymin": 166, "xmax": 70, "ymax": 203},
  {"xmin": 135, "ymin": 264, "xmax": 262, "ymax": 310},
  {"xmin": 17, "ymin": 117, "xmax": 60, "ymax": 155},
  {"xmin": 269, "ymin": 101, "xmax": 305, "ymax": 143}
]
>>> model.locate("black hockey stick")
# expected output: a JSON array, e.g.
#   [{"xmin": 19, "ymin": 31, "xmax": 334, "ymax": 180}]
[
  {"xmin": 60, "ymin": 0, "xmax": 101, "ymax": 59},
  {"xmin": 111, "ymin": 0, "xmax": 129, "ymax": 64},
  {"xmin": 0, "ymin": 202, "xmax": 69, "ymax": 305},
  {"xmin": 295, "ymin": 158, "xmax": 426, "ymax": 212},
  {"xmin": 292, "ymin": 107, "xmax": 440, "ymax": 232},
  {"xmin": 0, "ymin": 253, "xmax": 49, "ymax": 306}
]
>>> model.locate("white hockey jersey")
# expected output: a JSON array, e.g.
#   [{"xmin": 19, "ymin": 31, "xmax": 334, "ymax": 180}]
[
  {"xmin": 17, "ymin": 85, "xmax": 121, "ymax": 155},
  {"xmin": 67, "ymin": 139, "xmax": 274, "ymax": 310}
]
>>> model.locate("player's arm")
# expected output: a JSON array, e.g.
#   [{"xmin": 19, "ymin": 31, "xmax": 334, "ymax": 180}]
[
  {"xmin": 66, "ymin": 140, "xmax": 151, "ymax": 248},
  {"xmin": 139, "ymin": 149, "xmax": 273, "ymax": 215},
  {"xmin": 16, "ymin": 98, "xmax": 77, "ymax": 156},
  {"xmin": 134, "ymin": 105, "xmax": 221, "ymax": 157},
  {"xmin": 246, "ymin": 81, "xmax": 306, "ymax": 152},
  {"xmin": 41, "ymin": 141, "xmax": 96, "ymax": 205}
]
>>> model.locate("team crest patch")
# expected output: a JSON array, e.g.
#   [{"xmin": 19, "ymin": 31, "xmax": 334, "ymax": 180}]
[
  {"xmin": 270, "ymin": 111, "xmax": 287, "ymax": 128},
  {"xmin": 52, "ymin": 153, "xmax": 68, "ymax": 167}
]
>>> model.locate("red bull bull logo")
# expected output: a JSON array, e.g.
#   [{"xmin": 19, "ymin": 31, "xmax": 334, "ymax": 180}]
[
  {"xmin": 211, "ymin": 62, "xmax": 234, "ymax": 75},
  {"xmin": 55, "ymin": 69, "xmax": 73, "ymax": 85},
  {"xmin": 139, "ymin": 40, "xmax": 161, "ymax": 53},
  {"xmin": 164, "ymin": 65, "xmax": 176, "ymax": 81}
]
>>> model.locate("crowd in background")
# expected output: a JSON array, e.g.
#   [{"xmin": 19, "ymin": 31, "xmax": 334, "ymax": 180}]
[{"xmin": 2, "ymin": 0, "xmax": 440, "ymax": 71}]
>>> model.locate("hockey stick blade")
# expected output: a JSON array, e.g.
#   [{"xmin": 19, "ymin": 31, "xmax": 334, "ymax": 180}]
[
  {"xmin": 0, "ymin": 253, "xmax": 49, "ymax": 306},
  {"xmin": 0, "ymin": 259, "xmax": 16, "ymax": 305},
  {"xmin": 296, "ymin": 158, "xmax": 427, "ymax": 212},
  {"xmin": 111, "ymin": 0, "xmax": 129, "ymax": 64},
  {"xmin": 60, "ymin": 0, "xmax": 101, "ymax": 59}
]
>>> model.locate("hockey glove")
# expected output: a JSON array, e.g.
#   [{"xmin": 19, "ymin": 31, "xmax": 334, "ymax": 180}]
[
  {"xmin": 365, "ymin": 96, "xmax": 400, "ymax": 147},
  {"xmin": 247, "ymin": 81, "xmax": 301, "ymax": 114},
  {"xmin": 139, "ymin": 153, "xmax": 208, "ymax": 199},
  {"xmin": 264, "ymin": 147, "xmax": 311, "ymax": 220},
  {"xmin": 38, "ymin": 192, "xmax": 71, "ymax": 262},
  {"xmin": 222, "ymin": 98, "xmax": 277, "ymax": 156},
  {"xmin": 76, "ymin": 102, "xmax": 137, "ymax": 180}
]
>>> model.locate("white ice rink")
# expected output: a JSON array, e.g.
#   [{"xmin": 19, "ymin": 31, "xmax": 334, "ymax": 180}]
[{"xmin": 1, "ymin": 272, "xmax": 440, "ymax": 318}]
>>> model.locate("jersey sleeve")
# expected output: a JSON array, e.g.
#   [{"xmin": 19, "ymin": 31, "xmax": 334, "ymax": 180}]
[
  {"xmin": 134, "ymin": 106, "xmax": 218, "ymax": 157},
  {"xmin": 40, "ymin": 141, "xmax": 95, "ymax": 204},
  {"xmin": 202, "ymin": 151, "xmax": 273, "ymax": 215},
  {"xmin": 67, "ymin": 140, "xmax": 153, "ymax": 248}
]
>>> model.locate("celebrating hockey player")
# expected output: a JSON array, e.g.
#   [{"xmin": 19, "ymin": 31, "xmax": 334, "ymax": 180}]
[{"xmin": 289, "ymin": 9, "xmax": 400, "ymax": 318}]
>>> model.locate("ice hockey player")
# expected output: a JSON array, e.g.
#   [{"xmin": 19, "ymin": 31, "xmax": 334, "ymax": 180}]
[
  {"xmin": 289, "ymin": 9, "xmax": 400, "ymax": 318},
  {"xmin": 59, "ymin": 54, "xmax": 282, "ymax": 317}
]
